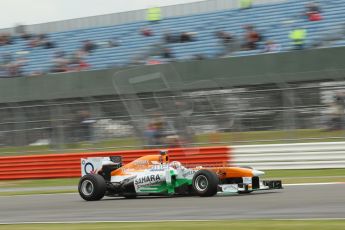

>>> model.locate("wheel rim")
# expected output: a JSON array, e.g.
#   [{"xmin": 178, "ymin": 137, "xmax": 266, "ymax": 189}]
[
  {"xmin": 195, "ymin": 175, "xmax": 208, "ymax": 191},
  {"xmin": 81, "ymin": 180, "xmax": 94, "ymax": 196}
]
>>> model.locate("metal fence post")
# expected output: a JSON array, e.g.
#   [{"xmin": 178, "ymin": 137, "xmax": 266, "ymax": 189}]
[
  {"xmin": 49, "ymin": 104, "xmax": 65, "ymax": 150},
  {"xmin": 281, "ymin": 84, "xmax": 296, "ymax": 142}
]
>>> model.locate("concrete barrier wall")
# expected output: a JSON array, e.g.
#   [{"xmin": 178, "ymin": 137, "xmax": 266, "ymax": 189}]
[
  {"xmin": 232, "ymin": 142, "xmax": 345, "ymax": 170},
  {"xmin": 0, "ymin": 146, "xmax": 230, "ymax": 180}
]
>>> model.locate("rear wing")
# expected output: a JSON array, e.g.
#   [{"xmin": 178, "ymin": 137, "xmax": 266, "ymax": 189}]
[{"xmin": 81, "ymin": 156, "xmax": 122, "ymax": 176}]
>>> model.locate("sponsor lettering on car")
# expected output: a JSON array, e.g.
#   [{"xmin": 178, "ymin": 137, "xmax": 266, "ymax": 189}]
[
  {"xmin": 150, "ymin": 164, "xmax": 169, "ymax": 171},
  {"xmin": 134, "ymin": 174, "xmax": 163, "ymax": 188}
]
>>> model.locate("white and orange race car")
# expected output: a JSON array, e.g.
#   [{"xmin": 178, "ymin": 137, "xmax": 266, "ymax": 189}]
[{"xmin": 78, "ymin": 150, "xmax": 282, "ymax": 201}]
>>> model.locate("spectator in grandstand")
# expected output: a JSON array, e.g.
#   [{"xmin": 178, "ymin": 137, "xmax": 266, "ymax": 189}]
[
  {"xmin": 325, "ymin": 92, "xmax": 345, "ymax": 131},
  {"xmin": 144, "ymin": 122, "xmax": 158, "ymax": 147},
  {"xmin": 289, "ymin": 27, "xmax": 307, "ymax": 50},
  {"xmin": 82, "ymin": 40, "xmax": 97, "ymax": 54},
  {"xmin": 147, "ymin": 7, "xmax": 162, "ymax": 23},
  {"xmin": 51, "ymin": 51, "xmax": 68, "ymax": 73},
  {"xmin": 69, "ymin": 51, "xmax": 84, "ymax": 65},
  {"xmin": 161, "ymin": 48, "xmax": 175, "ymax": 59},
  {"xmin": 0, "ymin": 33, "xmax": 13, "ymax": 46},
  {"xmin": 239, "ymin": 0, "xmax": 253, "ymax": 10},
  {"xmin": 242, "ymin": 25, "xmax": 261, "ymax": 50},
  {"xmin": 180, "ymin": 32, "xmax": 196, "ymax": 42},
  {"xmin": 27, "ymin": 35, "xmax": 40, "ymax": 48},
  {"xmin": 263, "ymin": 40, "xmax": 281, "ymax": 53},
  {"xmin": 216, "ymin": 31, "xmax": 234, "ymax": 44},
  {"xmin": 164, "ymin": 32, "xmax": 196, "ymax": 43},
  {"xmin": 7, "ymin": 57, "xmax": 27, "ymax": 77},
  {"xmin": 20, "ymin": 31, "xmax": 33, "ymax": 40},
  {"xmin": 79, "ymin": 110, "xmax": 94, "ymax": 141},
  {"xmin": 144, "ymin": 114, "xmax": 167, "ymax": 147},
  {"xmin": 78, "ymin": 60, "xmax": 91, "ymax": 71},
  {"xmin": 70, "ymin": 60, "xmax": 90, "ymax": 72},
  {"xmin": 305, "ymin": 1, "xmax": 322, "ymax": 21},
  {"xmin": 0, "ymin": 53, "xmax": 26, "ymax": 77},
  {"xmin": 215, "ymin": 31, "xmax": 238, "ymax": 56},
  {"xmin": 140, "ymin": 27, "xmax": 153, "ymax": 37},
  {"xmin": 68, "ymin": 51, "xmax": 90, "ymax": 71},
  {"xmin": 40, "ymin": 34, "xmax": 55, "ymax": 49},
  {"xmin": 306, "ymin": 1, "xmax": 321, "ymax": 13},
  {"xmin": 68, "ymin": 110, "xmax": 94, "ymax": 142},
  {"xmin": 164, "ymin": 33, "xmax": 180, "ymax": 43},
  {"xmin": 27, "ymin": 34, "xmax": 54, "ymax": 49}
]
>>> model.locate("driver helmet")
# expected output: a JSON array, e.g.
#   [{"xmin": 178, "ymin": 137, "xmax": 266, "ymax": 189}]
[
  {"xmin": 159, "ymin": 150, "xmax": 169, "ymax": 164},
  {"xmin": 170, "ymin": 161, "xmax": 182, "ymax": 169}
]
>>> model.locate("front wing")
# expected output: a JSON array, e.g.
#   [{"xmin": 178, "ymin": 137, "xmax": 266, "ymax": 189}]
[{"xmin": 219, "ymin": 180, "xmax": 283, "ymax": 193}]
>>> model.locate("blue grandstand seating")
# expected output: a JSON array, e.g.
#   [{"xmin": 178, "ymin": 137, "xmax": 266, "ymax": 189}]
[{"xmin": 1, "ymin": 0, "xmax": 345, "ymax": 75}]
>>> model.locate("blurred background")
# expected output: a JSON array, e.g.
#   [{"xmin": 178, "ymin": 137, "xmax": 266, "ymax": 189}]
[{"xmin": 1, "ymin": 0, "xmax": 345, "ymax": 155}]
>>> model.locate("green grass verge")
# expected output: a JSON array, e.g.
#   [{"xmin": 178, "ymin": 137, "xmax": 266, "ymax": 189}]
[
  {"xmin": 0, "ymin": 220, "xmax": 345, "ymax": 230},
  {"xmin": 264, "ymin": 168, "xmax": 345, "ymax": 178},
  {"xmin": 1, "ymin": 129, "xmax": 345, "ymax": 156},
  {"xmin": 263, "ymin": 168, "xmax": 345, "ymax": 184},
  {"xmin": 0, "ymin": 178, "xmax": 78, "ymax": 188},
  {"xmin": 0, "ymin": 189, "xmax": 76, "ymax": 196},
  {"xmin": 279, "ymin": 177, "xmax": 345, "ymax": 184}
]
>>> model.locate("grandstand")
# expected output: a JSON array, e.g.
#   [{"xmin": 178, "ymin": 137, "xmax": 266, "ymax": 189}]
[{"xmin": 1, "ymin": 0, "xmax": 345, "ymax": 76}]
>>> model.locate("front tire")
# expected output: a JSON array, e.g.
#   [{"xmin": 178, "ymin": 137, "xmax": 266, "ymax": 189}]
[
  {"xmin": 78, "ymin": 174, "xmax": 106, "ymax": 201},
  {"xmin": 192, "ymin": 170, "xmax": 219, "ymax": 197}
]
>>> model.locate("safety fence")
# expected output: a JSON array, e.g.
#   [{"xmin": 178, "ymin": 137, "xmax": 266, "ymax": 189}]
[
  {"xmin": 232, "ymin": 142, "xmax": 345, "ymax": 170},
  {"xmin": 3, "ymin": 80, "xmax": 345, "ymax": 153},
  {"xmin": 0, "ymin": 146, "xmax": 230, "ymax": 180}
]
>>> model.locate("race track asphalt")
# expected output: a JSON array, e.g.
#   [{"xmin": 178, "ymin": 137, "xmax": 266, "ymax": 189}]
[{"xmin": 0, "ymin": 183, "xmax": 344, "ymax": 223}]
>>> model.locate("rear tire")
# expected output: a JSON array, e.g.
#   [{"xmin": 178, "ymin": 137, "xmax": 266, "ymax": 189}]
[
  {"xmin": 78, "ymin": 174, "xmax": 106, "ymax": 201},
  {"xmin": 192, "ymin": 170, "xmax": 219, "ymax": 197}
]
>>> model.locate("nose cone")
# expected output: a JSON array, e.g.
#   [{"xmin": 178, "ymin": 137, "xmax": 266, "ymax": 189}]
[{"xmin": 253, "ymin": 169, "xmax": 265, "ymax": 177}]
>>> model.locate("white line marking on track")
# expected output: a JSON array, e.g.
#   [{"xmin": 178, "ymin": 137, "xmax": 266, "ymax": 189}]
[
  {"xmin": 284, "ymin": 182, "xmax": 345, "ymax": 186},
  {"xmin": 275, "ymin": 218, "xmax": 345, "ymax": 221},
  {"xmin": 1, "ymin": 218, "xmax": 345, "ymax": 225}
]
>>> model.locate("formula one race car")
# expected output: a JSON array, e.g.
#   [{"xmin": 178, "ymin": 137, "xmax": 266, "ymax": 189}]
[{"xmin": 78, "ymin": 150, "xmax": 282, "ymax": 201}]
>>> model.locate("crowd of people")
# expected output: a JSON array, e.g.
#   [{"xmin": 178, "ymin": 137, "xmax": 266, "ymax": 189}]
[
  {"xmin": 138, "ymin": 0, "xmax": 328, "ymax": 63},
  {"xmin": 0, "ymin": 1, "xmax": 340, "ymax": 77},
  {"xmin": 0, "ymin": 27, "xmax": 122, "ymax": 76}
]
